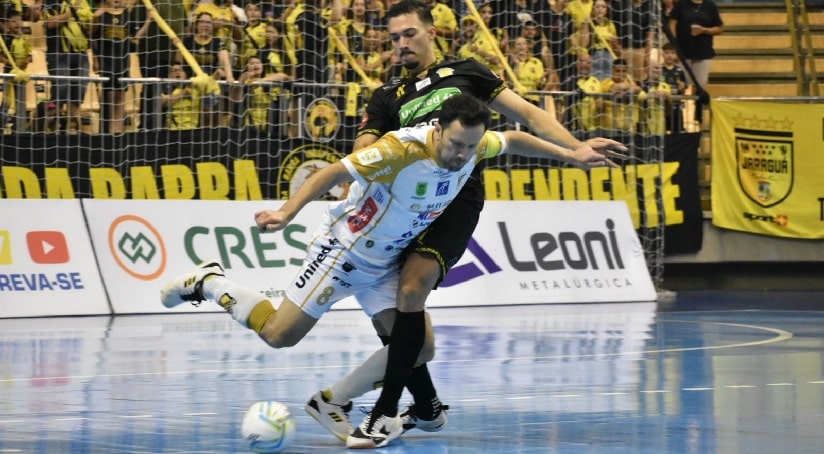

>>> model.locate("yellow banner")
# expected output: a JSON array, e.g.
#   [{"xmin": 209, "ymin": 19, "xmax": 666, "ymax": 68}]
[{"xmin": 711, "ymin": 100, "xmax": 824, "ymax": 238}]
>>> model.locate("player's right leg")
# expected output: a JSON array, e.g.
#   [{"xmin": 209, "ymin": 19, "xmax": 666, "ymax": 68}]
[
  {"xmin": 160, "ymin": 260, "xmax": 320, "ymax": 347},
  {"xmin": 161, "ymin": 233, "xmax": 361, "ymax": 348}
]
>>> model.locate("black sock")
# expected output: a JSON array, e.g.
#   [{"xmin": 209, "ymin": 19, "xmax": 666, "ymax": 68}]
[
  {"xmin": 380, "ymin": 333, "xmax": 440, "ymax": 417},
  {"xmin": 407, "ymin": 364, "xmax": 439, "ymax": 418},
  {"xmin": 373, "ymin": 310, "xmax": 425, "ymax": 417}
]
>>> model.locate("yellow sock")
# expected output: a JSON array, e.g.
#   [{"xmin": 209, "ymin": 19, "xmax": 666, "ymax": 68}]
[{"xmin": 247, "ymin": 301, "xmax": 276, "ymax": 334}]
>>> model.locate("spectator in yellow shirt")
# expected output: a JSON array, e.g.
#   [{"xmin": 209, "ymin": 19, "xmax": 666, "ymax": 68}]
[
  {"xmin": 0, "ymin": 9, "xmax": 31, "ymax": 130},
  {"xmin": 423, "ymin": 0, "xmax": 457, "ymax": 59},
  {"xmin": 561, "ymin": 52, "xmax": 602, "ymax": 134},
  {"xmin": 509, "ymin": 35, "xmax": 547, "ymax": 104},
  {"xmin": 237, "ymin": 2, "xmax": 268, "ymax": 76},
  {"xmin": 565, "ymin": 0, "xmax": 594, "ymax": 30},
  {"xmin": 600, "ymin": 58, "xmax": 645, "ymax": 134},
  {"xmin": 161, "ymin": 63, "xmax": 201, "ymax": 130},
  {"xmin": 455, "ymin": 15, "xmax": 503, "ymax": 77}
]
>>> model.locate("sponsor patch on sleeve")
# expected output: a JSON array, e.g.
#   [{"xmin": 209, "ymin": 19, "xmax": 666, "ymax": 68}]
[{"xmin": 356, "ymin": 147, "xmax": 383, "ymax": 165}]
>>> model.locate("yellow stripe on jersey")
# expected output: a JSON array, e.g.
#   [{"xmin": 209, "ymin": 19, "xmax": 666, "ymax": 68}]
[{"xmin": 479, "ymin": 131, "xmax": 506, "ymax": 159}]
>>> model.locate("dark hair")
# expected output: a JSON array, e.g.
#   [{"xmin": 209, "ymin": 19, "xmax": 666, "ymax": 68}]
[
  {"xmin": 613, "ymin": 58, "xmax": 628, "ymax": 67},
  {"xmin": 662, "ymin": 42, "xmax": 676, "ymax": 52},
  {"xmin": 438, "ymin": 94, "xmax": 491, "ymax": 130},
  {"xmin": 386, "ymin": 0, "xmax": 433, "ymax": 26},
  {"xmin": 195, "ymin": 12, "xmax": 214, "ymax": 22},
  {"xmin": 3, "ymin": 7, "xmax": 22, "ymax": 20},
  {"xmin": 33, "ymin": 100, "xmax": 59, "ymax": 133}
]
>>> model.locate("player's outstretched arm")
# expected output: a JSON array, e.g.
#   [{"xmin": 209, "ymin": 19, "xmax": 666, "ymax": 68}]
[
  {"xmin": 256, "ymin": 161, "xmax": 354, "ymax": 232},
  {"xmin": 490, "ymin": 88, "xmax": 627, "ymax": 153},
  {"xmin": 501, "ymin": 131, "xmax": 623, "ymax": 170}
]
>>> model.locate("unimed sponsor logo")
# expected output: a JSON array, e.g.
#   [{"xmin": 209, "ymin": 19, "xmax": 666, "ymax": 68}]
[
  {"xmin": 26, "ymin": 231, "xmax": 70, "ymax": 264},
  {"xmin": 108, "ymin": 215, "xmax": 167, "ymax": 280}
]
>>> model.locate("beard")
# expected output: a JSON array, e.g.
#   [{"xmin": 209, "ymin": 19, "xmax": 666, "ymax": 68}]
[
  {"xmin": 439, "ymin": 152, "xmax": 467, "ymax": 171},
  {"xmin": 400, "ymin": 51, "xmax": 421, "ymax": 70},
  {"xmin": 443, "ymin": 159, "xmax": 466, "ymax": 171}
]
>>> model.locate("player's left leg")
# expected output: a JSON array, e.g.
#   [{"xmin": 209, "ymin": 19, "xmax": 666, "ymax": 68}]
[
  {"xmin": 346, "ymin": 187, "xmax": 481, "ymax": 448},
  {"xmin": 345, "ymin": 255, "xmax": 439, "ymax": 448},
  {"xmin": 308, "ymin": 311, "xmax": 437, "ymax": 441}
]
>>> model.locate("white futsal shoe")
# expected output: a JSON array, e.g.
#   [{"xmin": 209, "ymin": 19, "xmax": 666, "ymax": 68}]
[
  {"xmin": 400, "ymin": 403, "xmax": 449, "ymax": 433},
  {"xmin": 160, "ymin": 261, "xmax": 224, "ymax": 308},
  {"xmin": 346, "ymin": 409, "xmax": 403, "ymax": 449},
  {"xmin": 305, "ymin": 390, "xmax": 353, "ymax": 441}
]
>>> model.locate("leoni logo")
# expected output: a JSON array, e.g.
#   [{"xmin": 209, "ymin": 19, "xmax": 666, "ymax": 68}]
[
  {"xmin": 442, "ymin": 218, "xmax": 632, "ymax": 288},
  {"xmin": 108, "ymin": 215, "xmax": 167, "ymax": 281},
  {"xmin": 26, "ymin": 231, "xmax": 70, "ymax": 264},
  {"xmin": 499, "ymin": 219, "xmax": 625, "ymax": 272}
]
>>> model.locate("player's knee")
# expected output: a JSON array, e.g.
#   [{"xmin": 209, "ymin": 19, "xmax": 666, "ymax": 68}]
[
  {"xmin": 397, "ymin": 281, "xmax": 429, "ymax": 312},
  {"xmin": 258, "ymin": 325, "xmax": 300, "ymax": 349},
  {"xmin": 398, "ymin": 267, "xmax": 437, "ymax": 311}
]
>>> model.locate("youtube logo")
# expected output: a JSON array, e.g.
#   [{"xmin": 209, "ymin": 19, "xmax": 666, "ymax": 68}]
[{"xmin": 26, "ymin": 231, "xmax": 70, "ymax": 264}]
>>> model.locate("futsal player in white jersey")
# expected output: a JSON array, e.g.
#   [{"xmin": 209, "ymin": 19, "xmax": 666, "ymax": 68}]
[{"xmin": 161, "ymin": 93, "xmax": 620, "ymax": 447}]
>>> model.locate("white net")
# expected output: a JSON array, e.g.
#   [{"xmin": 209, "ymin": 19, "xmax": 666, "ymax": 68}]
[
  {"xmin": 462, "ymin": 0, "xmax": 668, "ymax": 287},
  {"xmin": 0, "ymin": 0, "xmax": 666, "ymax": 288}
]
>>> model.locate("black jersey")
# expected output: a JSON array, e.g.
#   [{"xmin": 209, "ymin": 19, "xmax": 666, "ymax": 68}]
[
  {"xmin": 358, "ymin": 58, "xmax": 505, "ymax": 138},
  {"xmin": 181, "ymin": 35, "xmax": 226, "ymax": 78},
  {"xmin": 94, "ymin": 9, "xmax": 134, "ymax": 59},
  {"xmin": 357, "ymin": 58, "xmax": 505, "ymax": 205}
]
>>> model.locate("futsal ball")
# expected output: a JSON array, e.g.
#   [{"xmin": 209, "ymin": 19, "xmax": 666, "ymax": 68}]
[{"xmin": 241, "ymin": 401, "xmax": 297, "ymax": 453}]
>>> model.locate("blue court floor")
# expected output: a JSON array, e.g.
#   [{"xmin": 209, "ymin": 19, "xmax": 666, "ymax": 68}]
[{"xmin": 1, "ymin": 291, "xmax": 823, "ymax": 453}]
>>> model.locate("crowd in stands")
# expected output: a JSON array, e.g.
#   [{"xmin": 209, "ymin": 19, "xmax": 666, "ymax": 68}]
[{"xmin": 0, "ymin": 0, "xmax": 720, "ymax": 136}]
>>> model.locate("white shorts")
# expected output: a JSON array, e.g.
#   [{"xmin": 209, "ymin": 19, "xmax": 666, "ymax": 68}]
[{"xmin": 284, "ymin": 232, "xmax": 400, "ymax": 319}]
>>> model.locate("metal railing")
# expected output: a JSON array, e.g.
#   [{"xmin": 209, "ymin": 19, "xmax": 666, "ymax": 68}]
[
  {"xmin": 1, "ymin": 73, "xmax": 107, "ymax": 133},
  {"xmin": 2, "ymin": 73, "xmax": 702, "ymax": 137},
  {"xmin": 786, "ymin": 0, "xmax": 820, "ymax": 96}
]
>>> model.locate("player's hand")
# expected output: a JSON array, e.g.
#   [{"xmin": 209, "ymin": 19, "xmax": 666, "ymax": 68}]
[
  {"xmin": 571, "ymin": 145, "xmax": 619, "ymax": 169},
  {"xmin": 584, "ymin": 137, "xmax": 629, "ymax": 157},
  {"xmin": 255, "ymin": 210, "xmax": 290, "ymax": 233},
  {"xmin": 576, "ymin": 138, "xmax": 631, "ymax": 169}
]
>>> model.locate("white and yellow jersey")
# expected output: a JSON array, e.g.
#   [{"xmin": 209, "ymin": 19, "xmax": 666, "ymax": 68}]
[{"xmin": 324, "ymin": 125, "xmax": 506, "ymax": 268}]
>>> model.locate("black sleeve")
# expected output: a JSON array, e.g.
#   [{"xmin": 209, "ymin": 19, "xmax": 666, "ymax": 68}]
[
  {"xmin": 456, "ymin": 59, "xmax": 506, "ymax": 103},
  {"xmin": 708, "ymin": 2, "xmax": 724, "ymax": 27},
  {"xmin": 357, "ymin": 85, "xmax": 398, "ymax": 141}
]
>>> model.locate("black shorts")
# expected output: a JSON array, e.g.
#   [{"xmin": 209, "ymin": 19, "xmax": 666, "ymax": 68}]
[
  {"xmin": 98, "ymin": 54, "xmax": 130, "ymax": 92},
  {"xmin": 403, "ymin": 174, "xmax": 484, "ymax": 287}
]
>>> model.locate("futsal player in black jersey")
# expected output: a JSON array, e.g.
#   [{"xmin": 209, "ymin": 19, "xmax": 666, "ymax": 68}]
[{"xmin": 305, "ymin": 0, "xmax": 627, "ymax": 448}]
